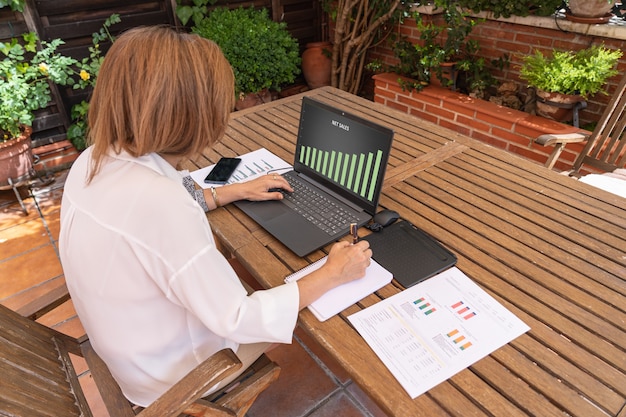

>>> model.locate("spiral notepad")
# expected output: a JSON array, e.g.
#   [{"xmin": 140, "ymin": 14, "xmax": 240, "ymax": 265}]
[{"xmin": 285, "ymin": 257, "xmax": 393, "ymax": 321}]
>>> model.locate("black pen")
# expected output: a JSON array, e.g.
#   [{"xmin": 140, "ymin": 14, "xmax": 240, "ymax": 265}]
[{"xmin": 350, "ymin": 222, "xmax": 358, "ymax": 244}]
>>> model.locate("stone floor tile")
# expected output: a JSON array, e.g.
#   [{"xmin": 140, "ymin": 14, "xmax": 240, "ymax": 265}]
[
  {"xmin": 248, "ymin": 339, "xmax": 340, "ymax": 417},
  {"xmin": 0, "ymin": 217, "xmax": 50, "ymax": 259},
  {"xmin": 308, "ymin": 391, "xmax": 372, "ymax": 417},
  {"xmin": 33, "ymin": 186, "xmax": 64, "ymax": 217},
  {"xmin": 295, "ymin": 326, "xmax": 352, "ymax": 384},
  {"xmin": 346, "ymin": 381, "xmax": 389, "ymax": 417},
  {"xmin": 0, "ymin": 244, "xmax": 63, "ymax": 299},
  {"xmin": 0, "ymin": 197, "xmax": 39, "ymax": 229}
]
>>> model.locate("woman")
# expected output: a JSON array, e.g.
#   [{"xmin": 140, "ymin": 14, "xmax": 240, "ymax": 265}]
[{"xmin": 59, "ymin": 26, "xmax": 372, "ymax": 407}]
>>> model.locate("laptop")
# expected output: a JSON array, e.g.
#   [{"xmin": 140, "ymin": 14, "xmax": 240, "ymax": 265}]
[{"xmin": 234, "ymin": 97, "xmax": 394, "ymax": 256}]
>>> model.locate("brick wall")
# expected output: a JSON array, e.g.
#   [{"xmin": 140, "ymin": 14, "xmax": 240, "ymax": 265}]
[
  {"xmin": 373, "ymin": 72, "xmax": 590, "ymax": 172},
  {"xmin": 369, "ymin": 13, "xmax": 626, "ymax": 128}
]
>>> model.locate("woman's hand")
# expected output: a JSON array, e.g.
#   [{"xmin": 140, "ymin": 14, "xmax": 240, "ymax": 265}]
[
  {"xmin": 323, "ymin": 240, "xmax": 372, "ymax": 285},
  {"xmin": 235, "ymin": 173, "xmax": 294, "ymax": 202},
  {"xmin": 205, "ymin": 173, "xmax": 293, "ymax": 209},
  {"xmin": 296, "ymin": 240, "xmax": 372, "ymax": 310}
]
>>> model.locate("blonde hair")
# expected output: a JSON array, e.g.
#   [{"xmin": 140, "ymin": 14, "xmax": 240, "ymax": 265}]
[{"xmin": 86, "ymin": 26, "xmax": 235, "ymax": 182}]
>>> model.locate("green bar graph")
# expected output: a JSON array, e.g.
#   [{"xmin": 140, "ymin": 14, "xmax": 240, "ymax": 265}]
[{"xmin": 298, "ymin": 145, "xmax": 384, "ymax": 202}]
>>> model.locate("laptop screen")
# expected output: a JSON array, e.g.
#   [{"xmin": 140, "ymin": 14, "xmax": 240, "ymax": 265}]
[{"xmin": 294, "ymin": 97, "xmax": 394, "ymax": 215}]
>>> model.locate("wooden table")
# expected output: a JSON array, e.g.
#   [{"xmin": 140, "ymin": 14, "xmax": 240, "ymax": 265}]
[{"xmin": 182, "ymin": 87, "xmax": 626, "ymax": 417}]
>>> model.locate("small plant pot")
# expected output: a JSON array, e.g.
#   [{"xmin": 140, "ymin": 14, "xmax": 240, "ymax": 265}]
[
  {"xmin": 566, "ymin": 0, "xmax": 615, "ymax": 23},
  {"xmin": 535, "ymin": 90, "xmax": 586, "ymax": 124},
  {"xmin": 0, "ymin": 127, "xmax": 33, "ymax": 187},
  {"xmin": 430, "ymin": 62, "xmax": 459, "ymax": 91},
  {"xmin": 410, "ymin": 3, "xmax": 444, "ymax": 15},
  {"xmin": 301, "ymin": 42, "xmax": 333, "ymax": 90}
]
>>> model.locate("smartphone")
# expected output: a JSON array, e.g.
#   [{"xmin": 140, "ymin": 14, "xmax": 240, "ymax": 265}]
[{"xmin": 204, "ymin": 157, "xmax": 241, "ymax": 184}]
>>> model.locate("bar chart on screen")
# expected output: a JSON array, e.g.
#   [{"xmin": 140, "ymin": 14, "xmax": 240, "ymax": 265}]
[{"xmin": 297, "ymin": 145, "xmax": 384, "ymax": 202}]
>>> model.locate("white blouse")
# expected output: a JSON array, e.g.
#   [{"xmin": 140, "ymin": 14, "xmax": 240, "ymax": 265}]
[{"xmin": 59, "ymin": 148, "xmax": 299, "ymax": 406}]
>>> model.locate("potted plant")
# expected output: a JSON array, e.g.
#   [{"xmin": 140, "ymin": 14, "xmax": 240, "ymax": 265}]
[
  {"xmin": 519, "ymin": 45, "xmax": 622, "ymax": 123},
  {"xmin": 413, "ymin": 2, "xmax": 479, "ymax": 90},
  {"xmin": 565, "ymin": 0, "xmax": 616, "ymax": 24},
  {"xmin": 192, "ymin": 7, "xmax": 301, "ymax": 110},
  {"xmin": 1, "ymin": 31, "xmax": 77, "ymax": 188},
  {"xmin": 379, "ymin": 0, "xmax": 504, "ymax": 96}
]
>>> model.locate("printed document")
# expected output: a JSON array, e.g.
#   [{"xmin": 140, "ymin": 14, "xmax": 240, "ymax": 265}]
[
  {"xmin": 190, "ymin": 148, "xmax": 292, "ymax": 189},
  {"xmin": 348, "ymin": 266, "xmax": 530, "ymax": 398}
]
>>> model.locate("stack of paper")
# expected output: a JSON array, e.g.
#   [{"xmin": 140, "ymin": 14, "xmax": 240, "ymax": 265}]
[
  {"xmin": 190, "ymin": 148, "xmax": 292, "ymax": 189},
  {"xmin": 285, "ymin": 257, "xmax": 393, "ymax": 321},
  {"xmin": 348, "ymin": 267, "xmax": 530, "ymax": 399}
]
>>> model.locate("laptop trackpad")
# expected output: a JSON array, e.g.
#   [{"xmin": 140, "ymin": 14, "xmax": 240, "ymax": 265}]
[{"xmin": 252, "ymin": 201, "xmax": 291, "ymax": 221}]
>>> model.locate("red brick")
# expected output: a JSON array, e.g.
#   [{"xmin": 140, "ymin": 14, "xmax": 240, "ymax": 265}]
[
  {"xmin": 472, "ymin": 130, "xmax": 498, "ymax": 144},
  {"xmin": 410, "ymin": 109, "xmax": 438, "ymax": 124},
  {"xmin": 508, "ymin": 143, "xmax": 546, "ymax": 164},
  {"xmin": 425, "ymin": 104, "xmax": 456, "ymax": 121},
  {"xmin": 375, "ymin": 87, "xmax": 397, "ymax": 101},
  {"xmin": 515, "ymin": 115, "xmax": 583, "ymax": 137},
  {"xmin": 458, "ymin": 115, "xmax": 490, "ymax": 133},
  {"xmin": 398, "ymin": 95, "xmax": 424, "ymax": 111},
  {"xmin": 386, "ymin": 101, "xmax": 409, "ymax": 113},
  {"xmin": 440, "ymin": 119, "xmax": 470, "ymax": 136},
  {"xmin": 373, "ymin": 96, "xmax": 386, "ymax": 105},
  {"xmin": 490, "ymin": 126, "xmax": 525, "ymax": 144},
  {"xmin": 479, "ymin": 113, "xmax": 515, "ymax": 130}
]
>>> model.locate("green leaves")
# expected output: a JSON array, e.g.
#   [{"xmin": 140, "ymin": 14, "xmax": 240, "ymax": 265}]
[
  {"xmin": 520, "ymin": 45, "xmax": 623, "ymax": 98},
  {"xmin": 175, "ymin": 0, "xmax": 217, "ymax": 26},
  {"xmin": 0, "ymin": 0, "xmax": 25, "ymax": 12},
  {"xmin": 1, "ymin": 32, "xmax": 78, "ymax": 138},
  {"xmin": 192, "ymin": 7, "xmax": 301, "ymax": 96}
]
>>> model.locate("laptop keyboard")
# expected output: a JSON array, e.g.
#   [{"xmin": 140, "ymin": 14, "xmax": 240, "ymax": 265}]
[{"xmin": 280, "ymin": 175, "xmax": 358, "ymax": 236}]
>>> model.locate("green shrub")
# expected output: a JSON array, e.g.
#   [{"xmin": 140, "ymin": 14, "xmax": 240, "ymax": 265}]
[
  {"xmin": 193, "ymin": 7, "xmax": 301, "ymax": 97},
  {"xmin": 519, "ymin": 45, "xmax": 622, "ymax": 98}
]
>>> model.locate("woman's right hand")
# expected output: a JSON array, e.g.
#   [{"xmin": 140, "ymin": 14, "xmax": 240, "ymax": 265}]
[
  {"xmin": 295, "ymin": 240, "xmax": 372, "ymax": 310},
  {"xmin": 322, "ymin": 240, "xmax": 372, "ymax": 285}
]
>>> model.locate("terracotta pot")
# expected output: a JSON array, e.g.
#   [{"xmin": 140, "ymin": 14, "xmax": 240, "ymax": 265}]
[
  {"xmin": 235, "ymin": 90, "xmax": 272, "ymax": 111},
  {"xmin": 410, "ymin": 3, "xmax": 444, "ymax": 15},
  {"xmin": 0, "ymin": 127, "xmax": 33, "ymax": 187},
  {"xmin": 566, "ymin": 0, "xmax": 615, "ymax": 22},
  {"xmin": 535, "ymin": 90, "xmax": 585, "ymax": 123},
  {"xmin": 430, "ymin": 62, "xmax": 458, "ymax": 90},
  {"xmin": 301, "ymin": 42, "xmax": 332, "ymax": 89}
]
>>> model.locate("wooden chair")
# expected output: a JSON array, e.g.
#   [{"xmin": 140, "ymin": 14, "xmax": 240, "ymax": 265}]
[
  {"xmin": 535, "ymin": 71, "xmax": 626, "ymax": 174},
  {"xmin": 0, "ymin": 302, "xmax": 280, "ymax": 417}
]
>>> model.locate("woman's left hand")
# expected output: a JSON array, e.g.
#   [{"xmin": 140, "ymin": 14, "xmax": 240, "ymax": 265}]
[
  {"xmin": 240, "ymin": 173, "xmax": 294, "ymax": 201},
  {"xmin": 214, "ymin": 173, "xmax": 293, "ymax": 207}
]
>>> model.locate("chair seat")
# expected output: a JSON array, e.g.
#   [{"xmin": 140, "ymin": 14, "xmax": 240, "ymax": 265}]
[{"xmin": 579, "ymin": 169, "xmax": 626, "ymax": 198}]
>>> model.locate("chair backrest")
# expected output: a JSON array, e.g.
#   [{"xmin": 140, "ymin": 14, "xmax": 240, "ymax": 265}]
[
  {"xmin": 572, "ymin": 72, "xmax": 626, "ymax": 174},
  {"xmin": 0, "ymin": 303, "xmax": 91, "ymax": 417}
]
